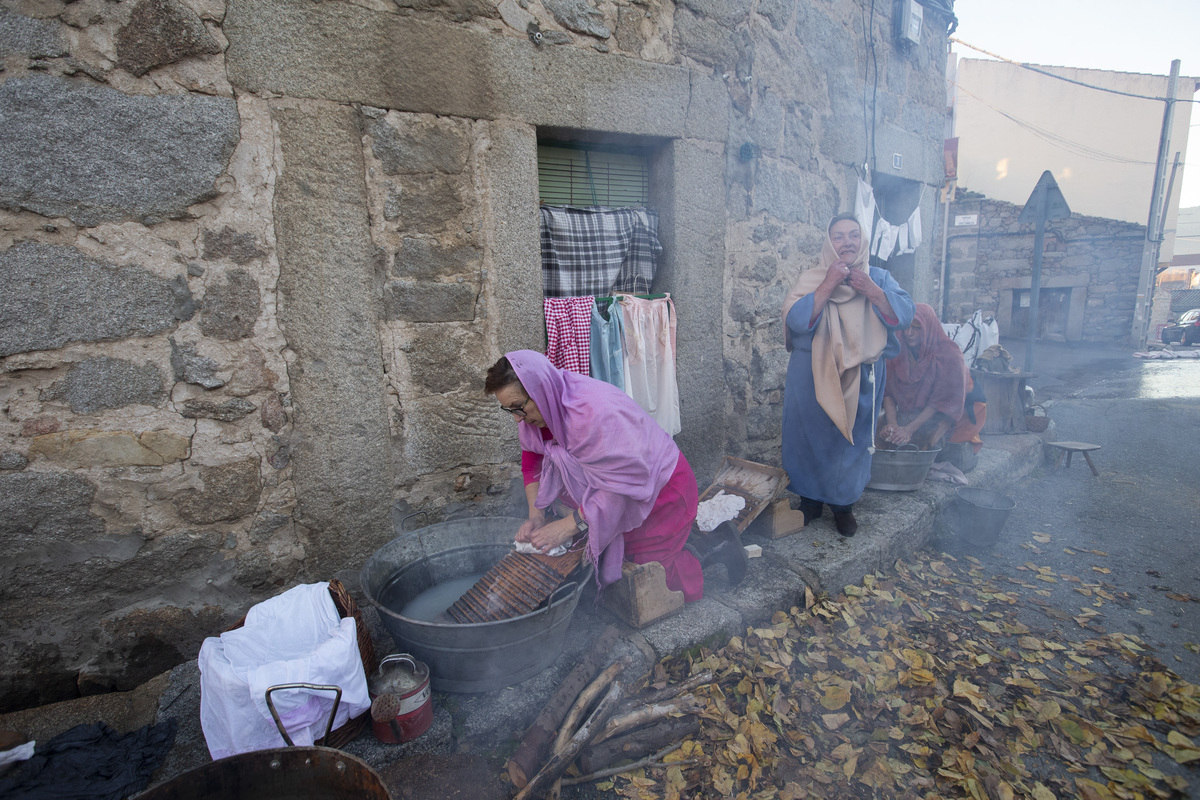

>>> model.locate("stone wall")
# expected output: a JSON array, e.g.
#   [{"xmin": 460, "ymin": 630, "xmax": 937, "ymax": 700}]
[
  {"xmin": 0, "ymin": 0, "xmax": 950, "ymax": 709},
  {"xmin": 945, "ymin": 195, "xmax": 1146, "ymax": 342}
]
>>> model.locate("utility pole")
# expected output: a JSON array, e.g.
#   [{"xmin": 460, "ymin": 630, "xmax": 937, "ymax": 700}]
[{"xmin": 1132, "ymin": 59, "xmax": 1181, "ymax": 349}]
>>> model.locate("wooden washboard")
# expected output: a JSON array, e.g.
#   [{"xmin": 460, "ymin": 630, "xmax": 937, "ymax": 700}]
[{"xmin": 445, "ymin": 548, "xmax": 585, "ymax": 623}]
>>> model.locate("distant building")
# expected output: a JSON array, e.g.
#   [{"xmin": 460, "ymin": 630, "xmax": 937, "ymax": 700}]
[{"xmin": 944, "ymin": 56, "xmax": 1199, "ymax": 341}]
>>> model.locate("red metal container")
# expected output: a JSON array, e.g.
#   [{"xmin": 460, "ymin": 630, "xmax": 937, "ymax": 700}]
[{"xmin": 368, "ymin": 654, "xmax": 433, "ymax": 744}]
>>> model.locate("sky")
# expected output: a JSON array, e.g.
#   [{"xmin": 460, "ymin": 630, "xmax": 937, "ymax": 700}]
[{"xmin": 951, "ymin": 0, "xmax": 1200, "ymax": 208}]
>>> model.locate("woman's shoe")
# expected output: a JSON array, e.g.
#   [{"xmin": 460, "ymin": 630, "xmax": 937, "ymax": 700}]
[
  {"xmin": 795, "ymin": 498, "xmax": 824, "ymax": 526},
  {"xmin": 833, "ymin": 511, "xmax": 858, "ymax": 537},
  {"xmin": 700, "ymin": 521, "xmax": 748, "ymax": 586}
]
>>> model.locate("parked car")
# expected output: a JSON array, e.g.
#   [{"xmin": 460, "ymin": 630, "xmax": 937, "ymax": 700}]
[{"xmin": 1162, "ymin": 309, "xmax": 1200, "ymax": 345}]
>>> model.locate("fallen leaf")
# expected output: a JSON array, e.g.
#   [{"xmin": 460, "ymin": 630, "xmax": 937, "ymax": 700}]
[
  {"xmin": 1166, "ymin": 592, "xmax": 1193, "ymax": 602},
  {"xmin": 821, "ymin": 713, "xmax": 849, "ymax": 730}
]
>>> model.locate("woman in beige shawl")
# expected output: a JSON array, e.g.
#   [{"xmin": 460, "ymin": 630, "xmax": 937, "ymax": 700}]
[{"xmin": 781, "ymin": 213, "xmax": 914, "ymax": 536}]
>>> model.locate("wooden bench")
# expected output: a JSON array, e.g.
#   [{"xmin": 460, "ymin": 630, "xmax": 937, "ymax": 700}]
[{"xmin": 1046, "ymin": 441, "xmax": 1102, "ymax": 476}]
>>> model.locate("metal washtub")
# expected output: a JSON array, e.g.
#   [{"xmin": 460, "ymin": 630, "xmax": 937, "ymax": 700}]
[
  {"xmin": 360, "ymin": 516, "xmax": 591, "ymax": 693},
  {"xmin": 867, "ymin": 445, "xmax": 941, "ymax": 491}
]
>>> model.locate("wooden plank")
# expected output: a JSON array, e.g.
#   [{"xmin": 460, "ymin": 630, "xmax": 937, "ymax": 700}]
[
  {"xmin": 603, "ymin": 561, "xmax": 684, "ymax": 629},
  {"xmin": 697, "ymin": 457, "xmax": 787, "ymax": 533}
]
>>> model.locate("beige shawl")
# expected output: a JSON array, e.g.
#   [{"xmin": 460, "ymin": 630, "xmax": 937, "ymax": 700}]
[{"xmin": 781, "ymin": 224, "xmax": 888, "ymax": 443}]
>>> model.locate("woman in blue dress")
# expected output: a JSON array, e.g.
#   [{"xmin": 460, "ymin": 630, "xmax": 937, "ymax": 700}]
[{"xmin": 781, "ymin": 213, "xmax": 915, "ymax": 536}]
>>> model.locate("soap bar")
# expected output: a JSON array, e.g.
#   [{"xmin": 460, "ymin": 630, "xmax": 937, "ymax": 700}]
[{"xmin": 744, "ymin": 544, "xmax": 762, "ymax": 558}]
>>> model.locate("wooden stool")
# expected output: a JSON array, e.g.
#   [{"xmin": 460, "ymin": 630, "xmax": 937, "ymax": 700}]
[{"xmin": 1046, "ymin": 441, "xmax": 1101, "ymax": 476}]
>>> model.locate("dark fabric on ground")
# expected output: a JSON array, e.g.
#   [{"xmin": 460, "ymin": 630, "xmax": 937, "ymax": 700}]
[{"xmin": 0, "ymin": 719, "xmax": 176, "ymax": 800}]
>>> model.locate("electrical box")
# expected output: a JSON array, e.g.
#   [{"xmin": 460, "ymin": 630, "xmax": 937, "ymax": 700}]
[{"xmin": 896, "ymin": 0, "xmax": 923, "ymax": 47}]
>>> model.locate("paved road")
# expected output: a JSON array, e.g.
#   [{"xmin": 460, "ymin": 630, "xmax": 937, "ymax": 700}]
[{"xmin": 940, "ymin": 338, "xmax": 1200, "ymax": 683}]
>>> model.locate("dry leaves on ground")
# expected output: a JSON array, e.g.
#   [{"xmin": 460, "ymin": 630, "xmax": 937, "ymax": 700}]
[{"xmin": 595, "ymin": 549, "xmax": 1199, "ymax": 800}]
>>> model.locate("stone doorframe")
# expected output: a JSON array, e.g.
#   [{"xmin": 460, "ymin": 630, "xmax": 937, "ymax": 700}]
[{"xmin": 992, "ymin": 274, "xmax": 1089, "ymax": 341}]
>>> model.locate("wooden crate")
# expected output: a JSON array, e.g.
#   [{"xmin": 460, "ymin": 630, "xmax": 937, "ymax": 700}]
[{"xmin": 698, "ymin": 457, "xmax": 788, "ymax": 534}]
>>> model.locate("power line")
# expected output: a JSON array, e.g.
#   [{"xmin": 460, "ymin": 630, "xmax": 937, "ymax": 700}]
[
  {"xmin": 951, "ymin": 37, "xmax": 1200, "ymax": 104},
  {"xmin": 950, "ymin": 79, "xmax": 1158, "ymax": 165}
]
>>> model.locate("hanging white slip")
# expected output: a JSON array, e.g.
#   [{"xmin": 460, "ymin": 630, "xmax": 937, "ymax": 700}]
[
  {"xmin": 855, "ymin": 178, "xmax": 877, "ymax": 244},
  {"xmin": 871, "ymin": 219, "xmax": 899, "ymax": 260}
]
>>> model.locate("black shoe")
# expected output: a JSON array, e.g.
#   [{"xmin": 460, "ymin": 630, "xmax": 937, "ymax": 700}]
[
  {"xmin": 700, "ymin": 521, "xmax": 748, "ymax": 586},
  {"xmin": 796, "ymin": 499, "xmax": 823, "ymax": 526},
  {"xmin": 833, "ymin": 511, "xmax": 858, "ymax": 537}
]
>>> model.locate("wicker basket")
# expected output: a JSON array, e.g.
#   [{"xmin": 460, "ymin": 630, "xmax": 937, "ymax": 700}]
[
  {"xmin": 1024, "ymin": 405, "xmax": 1050, "ymax": 432},
  {"xmin": 225, "ymin": 578, "xmax": 377, "ymax": 749}
]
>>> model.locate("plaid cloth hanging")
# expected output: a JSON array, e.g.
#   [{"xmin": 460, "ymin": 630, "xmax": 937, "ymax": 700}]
[
  {"xmin": 540, "ymin": 206, "xmax": 662, "ymax": 298},
  {"xmin": 544, "ymin": 297, "xmax": 594, "ymax": 375}
]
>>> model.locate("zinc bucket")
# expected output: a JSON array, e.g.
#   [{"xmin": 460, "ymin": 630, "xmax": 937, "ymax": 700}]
[{"xmin": 951, "ymin": 487, "xmax": 1015, "ymax": 547}]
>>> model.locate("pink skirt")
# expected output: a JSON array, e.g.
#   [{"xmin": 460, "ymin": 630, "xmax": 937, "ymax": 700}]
[{"xmin": 621, "ymin": 453, "xmax": 703, "ymax": 602}]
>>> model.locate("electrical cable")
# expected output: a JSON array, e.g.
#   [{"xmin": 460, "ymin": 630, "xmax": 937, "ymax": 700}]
[
  {"xmin": 950, "ymin": 79, "xmax": 1158, "ymax": 166},
  {"xmin": 951, "ymin": 37, "xmax": 1200, "ymax": 104}
]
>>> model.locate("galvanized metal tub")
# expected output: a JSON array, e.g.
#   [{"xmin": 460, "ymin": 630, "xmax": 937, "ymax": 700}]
[
  {"xmin": 133, "ymin": 747, "xmax": 391, "ymax": 800},
  {"xmin": 951, "ymin": 487, "xmax": 1016, "ymax": 548},
  {"xmin": 867, "ymin": 446, "xmax": 941, "ymax": 491},
  {"xmin": 360, "ymin": 517, "xmax": 591, "ymax": 694}
]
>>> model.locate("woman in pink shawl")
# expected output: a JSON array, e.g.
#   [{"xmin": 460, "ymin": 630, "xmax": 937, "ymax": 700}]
[
  {"xmin": 485, "ymin": 351, "xmax": 744, "ymax": 601},
  {"xmin": 882, "ymin": 303, "xmax": 982, "ymax": 451}
]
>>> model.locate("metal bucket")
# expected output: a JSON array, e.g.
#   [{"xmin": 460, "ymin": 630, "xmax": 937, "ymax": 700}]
[
  {"xmin": 951, "ymin": 487, "xmax": 1016, "ymax": 547},
  {"xmin": 368, "ymin": 654, "xmax": 433, "ymax": 744},
  {"xmin": 867, "ymin": 446, "xmax": 941, "ymax": 491},
  {"xmin": 360, "ymin": 517, "xmax": 591, "ymax": 693},
  {"xmin": 133, "ymin": 747, "xmax": 391, "ymax": 800}
]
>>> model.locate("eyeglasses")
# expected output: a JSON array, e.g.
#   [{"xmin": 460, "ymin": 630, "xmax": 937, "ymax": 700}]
[{"xmin": 499, "ymin": 397, "xmax": 531, "ymax": 418}]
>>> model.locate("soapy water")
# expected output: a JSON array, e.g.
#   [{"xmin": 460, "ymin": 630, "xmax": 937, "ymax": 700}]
[{"xmin": 394, "ymin": 573, "xmax": 485, "ymax": 622}]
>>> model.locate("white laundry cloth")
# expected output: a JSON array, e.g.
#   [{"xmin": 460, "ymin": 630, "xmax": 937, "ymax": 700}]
[
  {"xmin": 199, "ymin": 582, "xmax": 370, "ymax": 760},
  {"xmin": 871, "ymin": 219, "xmax": 899, "ymax": 260},
  {"xmin": 0, "ymin": 741, "xmax": 36, "ymax": 769},
  {"xmin": 901, "ymin": 205, "xmax": 922, "ymax": 253},
  {"xmin": 926, "ymin": 461, "xmax": 968, "ymax": 485},
  {"xmin": 514, "ymin": 540, "xmax": 568, "ymax": 557},
  {"xmin": 619, "ymin": 294, "xmax": 681, "ymax": 436},
  {"xmin": 695, "ymin": 490, "xmax": 746, "ymax": 532},
  {"xmin": 855, "ymin": 178, "xmax": 877, "ymax": 244}
]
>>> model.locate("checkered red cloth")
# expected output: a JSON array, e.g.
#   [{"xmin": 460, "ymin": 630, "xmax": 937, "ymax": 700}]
[
  {"xmin": 540, "ymin": 206, "xmax": 662, "ymax": 298},
  {"xmin": 544, "ymin": 297, "xmax": 594, "ymax": 375}
]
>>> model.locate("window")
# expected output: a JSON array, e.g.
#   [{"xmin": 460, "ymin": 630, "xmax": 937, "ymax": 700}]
[{"xmin": 537, "ymin": 142, "xmax": 650, "ymax": 207}]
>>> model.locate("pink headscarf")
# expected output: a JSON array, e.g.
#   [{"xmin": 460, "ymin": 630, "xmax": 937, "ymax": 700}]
[
  {"xmin": 885, "ymin": 303, "xmax": 967, "ymax": 419},
  {"xmin": 507, "ymin": 351, "xmax": 681, "ymax": 590}
]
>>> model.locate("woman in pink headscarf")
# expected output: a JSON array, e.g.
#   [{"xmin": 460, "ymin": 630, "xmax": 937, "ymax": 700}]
[
  {"xmin": 882, "ymin": 303, "xmax": 985, "ymax": 452},
  {"xmin": 484, "ymin": 351, "xmax": 744, "ymax": 601}
]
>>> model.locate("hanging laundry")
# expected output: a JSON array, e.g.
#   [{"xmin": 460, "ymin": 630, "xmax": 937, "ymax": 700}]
[
  {"xmin": 540, "ymin": 206, "xmax": 662, "ymax": 298},
  {"xmin": 544, "ymin": 296, "xmax": 594, "ymax": 375},
  {"xmin": 898, "ymin": 204, "xmax": 922, "ymax": 254},
  {"xmin": 618, "ymin": 294, "xmax": 681, "ymax": 436},
  {"xmin": 855, "ymin": 178, "xmax": 877, "ymax": 245},
  {"xmin": 590, "ymin": 299, "xmax": 625, "ymax": 391},
  {"xmin": 871, "ymin": 218, "xmax": 899, "ymax": 260}
]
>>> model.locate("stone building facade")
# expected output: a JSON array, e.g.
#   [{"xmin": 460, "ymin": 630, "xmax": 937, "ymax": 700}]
[
  {"xmin": 944, "ymin": 195, "xmax": 1146, "ymax": 342},
  {"xmin": 0, "ymin": 0, "xmax": 951, "ymax": 709}
]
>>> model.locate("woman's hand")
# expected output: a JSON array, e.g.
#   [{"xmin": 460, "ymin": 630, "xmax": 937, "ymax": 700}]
[
  {"xmin": 516, "ymin": 509, "xmax": 546, "ymax": 543},
  {"xmin": 822, "ymin": 260, "xmax": 853, "ymax": 290},
  {"xmin": 846, "ymin": 268, "xmax": 882, "ymax": 303},
  {"xmin": 529, "ymin": 516, "xmax": 577, "ymax": 553},
  {"xmin": 885, "ymin": 423, "xmax": 915, "ymax": 446}
]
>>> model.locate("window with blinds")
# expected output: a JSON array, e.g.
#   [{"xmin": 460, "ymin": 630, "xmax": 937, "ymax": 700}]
[{"xmin": 537, "ymin": 143, "xmax": 650, "ymax": 207}]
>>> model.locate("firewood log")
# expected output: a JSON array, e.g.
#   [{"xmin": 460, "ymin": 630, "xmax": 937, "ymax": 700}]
[
  {"xmin": 577, "ymin": 714, "xmax": 701, "ymax": 774},
  {"xmin": 506, "ymin": 625, "xmax": 620, "ymax": 788},
  {"xmin": 513, "ymin": 682, "xmax": 623, "ymax": 800}
]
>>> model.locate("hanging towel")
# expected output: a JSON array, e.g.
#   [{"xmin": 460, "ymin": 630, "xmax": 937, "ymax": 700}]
[
  {"xmin": 899, "ymin": 205, "xmax": 922, "ymax": 254},
  {"xmin": 544, "ymin": 297, "xmax": 594, "ymax": 375},
  {"xmin": 540, "ymin": 206, "xmax": 662, "ymax": 298},
  {"xmin": 590, "ymin": 300, "xmax": 626, "ymax": 391},
  {"xmin": 855, "ymin": 178, "xmax": 877, "ymax": 245},
  {"xmin": 619, "ymin": 294, "xmax": 681, "ymax": 436}
]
